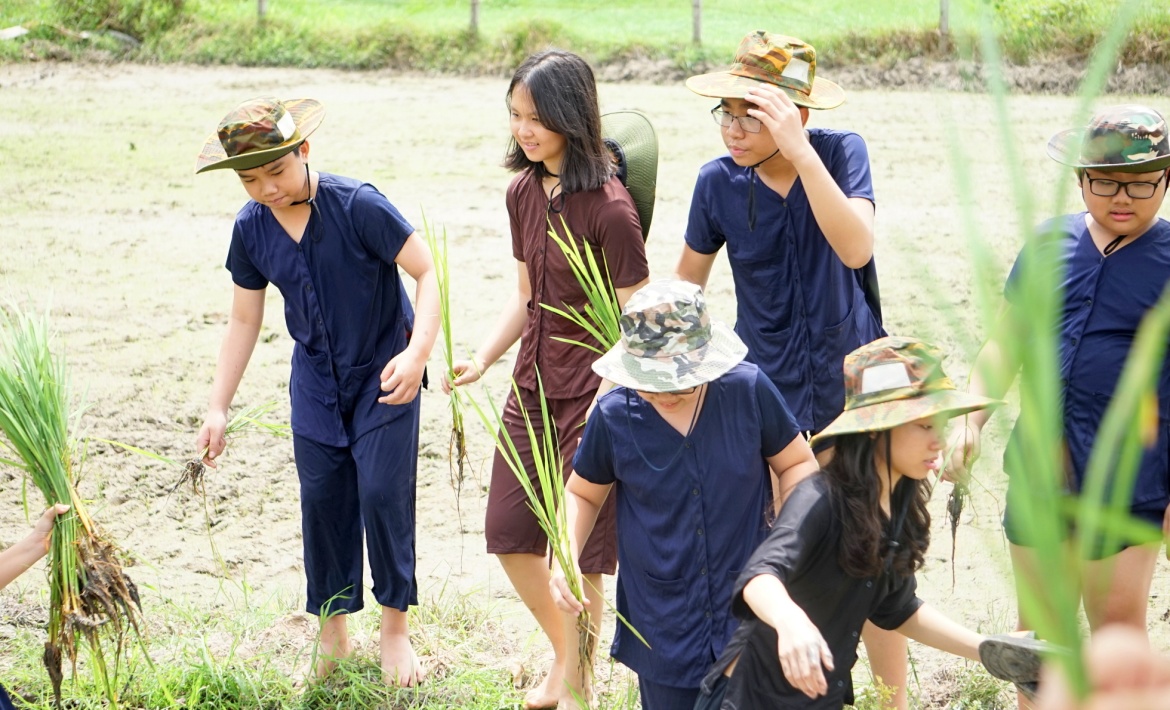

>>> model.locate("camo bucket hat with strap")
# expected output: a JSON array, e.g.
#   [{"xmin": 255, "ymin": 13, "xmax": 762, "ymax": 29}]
[
  {"xmin": 195, "ymin": 97, "xmax": 325, "ymax": 174},
  {"xmin": 810, "ymin": 336, "xmax": 1002, "ymax": 448},
  {"xmin": 1047, "ymin": 104, "xmax": 1170, "ymax": 173},
  {"xmin": 686, "ymin": 30, "xmax": 845, "ymax": 110},
  {"xmin": 592, "ymin": 280, "xmax": 748, "ymax": 393}
]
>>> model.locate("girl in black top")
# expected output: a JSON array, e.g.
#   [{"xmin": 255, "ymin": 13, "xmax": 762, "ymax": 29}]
[{"xmin": 697, "ymin": 336, "xmax": 1044, "ymax": 709}]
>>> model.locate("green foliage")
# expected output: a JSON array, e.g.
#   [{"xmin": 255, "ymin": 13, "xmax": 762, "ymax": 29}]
[{"xmin": 55, "ymin": 0, "xmax": 185, "ymax": 38}]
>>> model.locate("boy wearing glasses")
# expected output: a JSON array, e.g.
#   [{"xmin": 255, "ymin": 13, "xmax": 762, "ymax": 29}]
[
  {"xmin": 675, "ymin": 30, "xmax": 905, "ymax": 707},
  {"xmin": 948, "ymin": 104, "xmax": 1170, "ymax": 702}
]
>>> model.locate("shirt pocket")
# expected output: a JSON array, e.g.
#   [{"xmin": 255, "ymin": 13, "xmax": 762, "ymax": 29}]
[{"xmin": 638, "ymin": 571, "xmax": 692, "ymax": 651}]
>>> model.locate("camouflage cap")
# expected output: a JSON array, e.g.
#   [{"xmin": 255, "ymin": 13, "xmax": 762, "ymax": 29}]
[
  {"xmin": 685, "ymin": 31, "xmax": 845, "ymax": 110},
  {"xmin": 592, "ymin": 280, "xmax": 748, "ymax": 393},
  {"xmin": 195, "ymin": 97, "xmax": 325, "ymax": 174},
  {"xmin": 809, "ymin": 336, "xmax": 1002, "ymax": 448},
  {"xmin": 1047, "ymin": 104, "xmax": 1170, "ymax": 174}
]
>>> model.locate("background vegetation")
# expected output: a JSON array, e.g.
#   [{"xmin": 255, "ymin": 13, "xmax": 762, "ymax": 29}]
[{"xmin": 3, "ymin": 0, "xmax": 1170, "ymax": 72}]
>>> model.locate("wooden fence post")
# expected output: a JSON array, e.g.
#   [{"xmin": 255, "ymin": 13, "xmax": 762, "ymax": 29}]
[
  {"xmin": 692, "ymin": 0, "xmax": 701, "ymax": 45},
  {"xmin": 939, "ymin": 0, "xmax": 950, "ymax": 54},
  {"xmin": 470, "ymin": 0, "xmax": 480, "ymax": 34}
]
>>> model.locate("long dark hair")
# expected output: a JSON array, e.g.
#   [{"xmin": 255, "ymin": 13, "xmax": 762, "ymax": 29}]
[
  {"xmin": 503, "ymin": 49, "xmax": 613, "ymax": 194},
  {"xmin": 822, "ymin": 432, "xmax": 930, "ymax": 578}
]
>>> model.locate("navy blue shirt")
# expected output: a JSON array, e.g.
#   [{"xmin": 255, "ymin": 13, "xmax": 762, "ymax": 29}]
[
  {"xmin": 684, "ymin": 129, "xmax": 884, "ymax": 433},
  {"xmin": 1004, "ymin": 213, "xmax": 1170, "ymax": 510},
  {"xmin": 226, "ymin": 173, "xmax": 416, "ymax": 447},
  {"xmin": 572, "ymin": 362, "xmax": 801, "ymax": 687}
]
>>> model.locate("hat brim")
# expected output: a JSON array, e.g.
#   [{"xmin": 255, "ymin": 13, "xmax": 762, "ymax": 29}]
[
  {"xmin": 685, "ymin": 72, "xmax": 845, "ymax": 110},
  {"xmin": 809, "ymin": 390, "xmax": 1003, "ymax": 449},
  {"xmin": 195, "ymin": 98, "xmax": 325, "ymax": 174},
  {"xmin": 592, "ymin": 320, "xmax": 748, "ymax": 392},
  {"xmin": 602, "ymin": 110, "xmax": 658, "ymax": 241},
  {"xmin": 1047, "ymin": 127, "xmax": 1170, "ymax": 173}
]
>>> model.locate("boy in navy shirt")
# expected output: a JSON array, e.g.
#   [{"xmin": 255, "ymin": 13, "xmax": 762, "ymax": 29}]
[
  {"xmin": 193, "ymin": 97, "xmax": 439, "ymax": 687},
  {"xmin": 949, "ymin": 104, "xmax": 1170, "ymax": 700},
  {"xmin": 549, "ymin": 280, "xmax": 819, "ymax": 709},
  {"xmin": 675, "ymin": 31, "xmax": 900, "ymax": 706}
]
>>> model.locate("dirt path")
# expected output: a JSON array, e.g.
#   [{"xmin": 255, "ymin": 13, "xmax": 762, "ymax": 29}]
[{"xmin": 1, "ymin": 62, "xmax": 1168, "ymax": 701}]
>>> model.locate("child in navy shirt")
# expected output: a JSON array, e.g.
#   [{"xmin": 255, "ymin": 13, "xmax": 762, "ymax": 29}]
[
  {"xmin": 194, "ymin": 97, "xmax": 439, "ymax": 687},
  {"xmin": 676, "ymin": 30, "xmax": 898, "ymax": 706},
  {"xmin": 549, "ymin": 280, "xmax": 819, "ymax": 710},
  {"xmin": 948, "ymin": 104, "xmax": 1170, "ymax": 700}
]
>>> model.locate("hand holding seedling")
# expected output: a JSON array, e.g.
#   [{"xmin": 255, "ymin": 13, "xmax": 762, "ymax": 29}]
[
  {"xmin": 549, "ymin": 565, "xmax": 589, "ymax": 615},
  {"xmin": 744, "ymin": 85, "xmax": 814, "ymax": 165},
  {"xmin": 196, "ymin": 409, "xmax": 229, "ymax": 468},
  {"xmin": 379, "ymin": 350, "xmax": 426, "ymax": 405},
  {"xmin": 942, "ymin": 420, "xmax": 981, "ymax": 485},
  {"xmin": 444, "ymin": 356, "xmax": 487, "ymax": 391}
]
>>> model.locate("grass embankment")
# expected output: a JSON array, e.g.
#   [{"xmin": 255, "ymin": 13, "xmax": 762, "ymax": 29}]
[{"xmin": 3, "ymin": 0, "xmax": 1170, "ymax": 72}]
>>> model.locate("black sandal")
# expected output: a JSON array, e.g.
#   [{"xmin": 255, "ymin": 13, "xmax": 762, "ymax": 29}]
[{"xmin": 979, "ymin": 633, "xmax": 1050, "ymax": 701}]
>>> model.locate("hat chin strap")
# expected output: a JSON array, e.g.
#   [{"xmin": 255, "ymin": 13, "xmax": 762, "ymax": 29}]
[
  {"xmin": 291, "ymin": 163, "xmax": 314, "ymax": 206},
  {"xmin": 747, "ymin": 149, "xmax": 780, "ymax": 231}
]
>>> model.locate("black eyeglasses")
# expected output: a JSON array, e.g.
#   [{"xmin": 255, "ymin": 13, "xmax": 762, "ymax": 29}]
[
  {"xmin": 1082, "ymin": 170, "xmax": 1168, "ymax": 199},
  {"xmin": 710, "ymin": 105, "xmax": 763, "ymax": 134}
]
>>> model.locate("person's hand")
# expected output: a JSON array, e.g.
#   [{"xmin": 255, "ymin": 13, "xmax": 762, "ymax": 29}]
[
  {"xmin": 743, "ymin": 85, "xmax": 815, "ymax": 165},
  {"xmin": 443, "ymin": 357, "xmax": 486, "ymax": 393},
  {"xmin": 197, "ymin": 409, "xmax": 229, "ymax": 468},
  {"xmin": 23, "ymin": 504, "xmax": 70, "ymax": 558},
  {"xmin": 549, "ymin": 567, "xmax": 588, "ymax": 615},
  {"xmin": 774, "ymin": 608, "xmax": 835, "ymax": 699},
  {"xmin": 1037, "ymin": 625, "xmax": 1170, "ymax": 709},
  {"xmin": 942, "ymin": 420, "xmax": 981, "ymax": 485},
  {"xmin": 379, "ymin": 350, "xmax": 426, "ymax": 405}
]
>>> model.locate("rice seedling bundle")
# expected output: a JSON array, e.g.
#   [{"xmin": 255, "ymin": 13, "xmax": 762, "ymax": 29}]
[
  {"xmin": 0, "ymin": 309, "xmax": 141, "ymax": 707},
  {"xmin": 421, "ymin": 215, "xmax": 470, "ymax": 501},
  {"xmin": 541, "ymin": 216, "xmax": 623, "ymax": 354}
]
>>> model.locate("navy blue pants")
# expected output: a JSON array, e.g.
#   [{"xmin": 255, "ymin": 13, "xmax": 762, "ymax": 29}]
[
  {"xmin": 639, "ymin": 676, "xmax": 701, "ymax": 710},
  {"xmin": 0, "ymin": 683, "xmax": 14, "ymax": 710},
  {"xmin": 293, "ymin": 401, "xmax": 419, "ymax": 616}
]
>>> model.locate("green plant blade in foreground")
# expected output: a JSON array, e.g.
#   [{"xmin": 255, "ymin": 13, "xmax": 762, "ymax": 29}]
[{"xmin": 540, "ymin": 215, "xmax": 622, "ymax": 353}]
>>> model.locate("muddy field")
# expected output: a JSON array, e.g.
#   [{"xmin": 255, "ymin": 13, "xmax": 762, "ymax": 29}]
[{"xmin": 1, "ymin": 62, "xmax": 1169, "ymax": 702}]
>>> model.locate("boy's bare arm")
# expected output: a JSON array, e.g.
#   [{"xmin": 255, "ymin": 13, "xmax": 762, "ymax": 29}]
[
  {"xmin": 198, "ymin": 285, "xmax": 265, "ymax": 465},
  {"xmin": 674, "ymin": 245, "xmax": 718, "ymax": 290}
]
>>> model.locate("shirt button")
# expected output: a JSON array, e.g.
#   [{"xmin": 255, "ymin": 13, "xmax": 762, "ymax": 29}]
[
  {"xmin": 1071, "ymin": 337, "xmax": 1079, "ymax": 346},
  {"xmin": 697, "ymin": 528, "xmax": 704, "ymax": 536},
  {"xmin": 685, "ymin": 442, "xmax": 692, "ymax": 449},
  {"xmin": 865, "ymin": 581, "xmax": 873, "ymax": 588},
  {"xmin": 705, "ymin": 611, "xmax": 712, "ymax": 619},
  {"xmin": 852, "ymin": 631, "xmax": 859, "ymax": 639},
  {"xmin": 837, "ymin": 681, "xmax": 845, "ymax": 688},
  {"xmin": 700, "ymin": 567, "xmax": 707, "ymax": 575},
  {"xmin": 1083, "ymin": 298, "xmax": 1092, "ymax": 308},
  {"xmin": 305, "ymin": 284, "xmax": 313, "ymax": 292},
  {"xmin": 692, "ymin": 488, "xmax": 699, "ymax": 496}
]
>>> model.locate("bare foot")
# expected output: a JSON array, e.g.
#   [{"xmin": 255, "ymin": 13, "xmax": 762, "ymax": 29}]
[
  {"xmin": 524, "ymin": 663, "xmax": 566, "ymax": 710},
  {"xmin": 380, "ymin": 630, "xmax": 423, "ymax": 687},
  {"xmin": 380, "ymin": 606, "xmax": 423, "ymax": 687}
]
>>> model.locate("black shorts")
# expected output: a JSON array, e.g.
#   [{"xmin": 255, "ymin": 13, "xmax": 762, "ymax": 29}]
[{"xmin": 1002, "ymin": 493, "xmax": 1164, "ymax": 560}]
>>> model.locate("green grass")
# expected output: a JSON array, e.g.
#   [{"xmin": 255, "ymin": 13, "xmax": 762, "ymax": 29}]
[{"xmin": 4, "ymin": 0, "xmax": 1170, "ymax": 70}]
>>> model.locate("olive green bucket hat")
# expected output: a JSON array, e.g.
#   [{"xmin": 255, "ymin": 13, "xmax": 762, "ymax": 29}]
[
  {"xmin": 195, "ymin": 97, "xmax": 325, "ymax": 174},
  {"xmin": 686, "ymin": 30, "xmax": 845, "ymax": 110},
  {"xmin": 592, "ymin": 280, "xmax": 748, "ymax": 393},
  {"xmin": 602, "ymin": 110, "xmax": 658, "ymax": 241},
  {"xmin": 1047, "ymin": 104, "xmax": 1170, "ymax": 173},
  {"xmin": 809, "ymin": 336, "xmax": 1001, "ymax": 448}
]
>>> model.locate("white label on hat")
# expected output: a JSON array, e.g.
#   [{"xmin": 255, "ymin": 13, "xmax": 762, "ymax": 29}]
[
  {"xmin": 276, "ymin": 110, "xmax": 296, "ymax": 140},
  {"xmin": 782, "ymin": 57, "xmax": 811, "ymax": 85},
  {"xmin": 861, "ymin": 362, "xmax": 912, "ymax": 394}
]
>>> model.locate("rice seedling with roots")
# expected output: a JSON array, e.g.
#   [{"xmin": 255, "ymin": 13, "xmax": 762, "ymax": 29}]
[
  {"xmin": 0, "ymin": 308, "xmax": 143, "ymax": 708},
  {"xmin": 465, "ymin": 372, "xmax": 596, "ymax": 682},
  {"xmin": 421, "ymin": 214, "xmax": 471, "ymax": 506}
]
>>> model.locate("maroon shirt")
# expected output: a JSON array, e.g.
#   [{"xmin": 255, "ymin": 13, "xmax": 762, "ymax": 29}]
[{"xmin": 508, "ymin": 169, "xmax": 649, "ymax": 399}]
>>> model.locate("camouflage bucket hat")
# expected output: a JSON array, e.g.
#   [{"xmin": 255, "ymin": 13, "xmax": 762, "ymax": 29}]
[
  {"xmin": 809, "ymin": 336, "xmax": 1002, "ymax": 448},
  {"xmin": 592, "ymin": 280, "xmax": 748, "ymax": 393},
  {"xmin": 1047, "ymin": 104, "xmax": 1170, "ymax": 173},
  {"xmin": 686, "ymin": 30, "xmax": 845, "ymax": 110},
  {"xmin": 602, "ymin": 110, "xmax": 658, "ymax": 242},
  {"xmin": 195, "ymin": 97, "xmax": 325, "ymax": 174}
]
